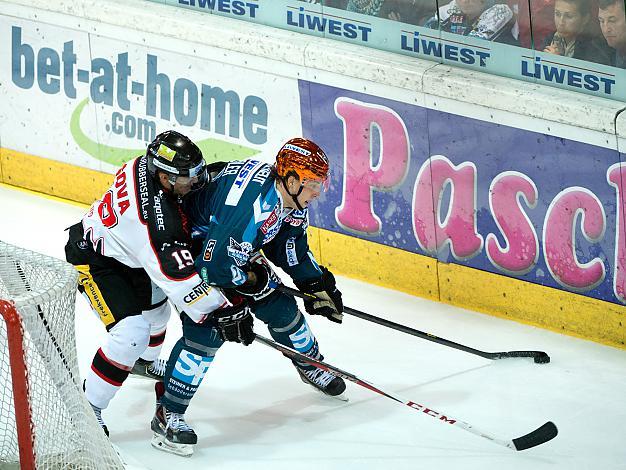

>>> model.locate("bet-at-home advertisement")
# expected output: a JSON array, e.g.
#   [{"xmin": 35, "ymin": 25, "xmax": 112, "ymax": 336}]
[{"xmin": 0, "ymin": 17, "xmax": 302, "ymax": 172}]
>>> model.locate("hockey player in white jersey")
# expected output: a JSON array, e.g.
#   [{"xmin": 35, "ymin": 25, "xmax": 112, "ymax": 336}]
[{"xmin": 64, "ymin": 130, "xmax": 247, "ymax": 436}]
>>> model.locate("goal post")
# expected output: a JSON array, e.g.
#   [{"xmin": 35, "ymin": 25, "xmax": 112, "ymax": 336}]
[{"xmin": 0, "ymin": 240, "xmax": 124, "ymax": 469}]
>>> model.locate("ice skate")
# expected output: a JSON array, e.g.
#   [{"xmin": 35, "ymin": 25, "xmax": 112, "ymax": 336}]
[
  {"xmin": 130, "ymin": 358, "xmax": 167, "ymax": 381},
  {"xmin": 297, "ymin": 367, "xmax": 348, "ymax": 401},
  {"xmin": 151, "ymin": 403, "xmax": 197, "ymax": 457}
]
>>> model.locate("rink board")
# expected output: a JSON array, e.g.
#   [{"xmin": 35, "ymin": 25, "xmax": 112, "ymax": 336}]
[{"xmin": 1, "ymin": 2, "xmax": 626, "ymax": 350}]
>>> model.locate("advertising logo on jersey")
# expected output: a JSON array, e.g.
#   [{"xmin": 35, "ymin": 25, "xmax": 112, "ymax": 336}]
[
  {"xmin": 227, "ymin": 237, "xmax": 253, "ymax": 266},
  {"xmin": 225, "ymin": 160, "xmax": 264, "ymax": 206},
  {"xmin": 286, "ymin": 237, "xmax": 298, "ymax": 266},
  {"xmin": 172, "ymin": 350, "xmax": 213, "ymax": 387},
  {"xmin": 183, "ymin": 281, "xmax": 213, "ymax": 306},
  {"xmin": 284, "ymin": 210, "xmax": 308, "ymax": 229},
  {"xmin": 202, "ymin": 239, "xmax": 217, "ymax": 262},
  {"xmin": 260, "ymin": 209, "xmax": 279, "ymax": 234},
  {"xmin": 137, "ymin": 157, "xmax": 150, "ymax": 221},
  {"xmin": 259, "ymin": 207, "xmax": 283, "ymax": 244}
]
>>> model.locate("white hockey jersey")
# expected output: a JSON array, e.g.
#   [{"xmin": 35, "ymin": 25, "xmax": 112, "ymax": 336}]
[{"xmin": 81, "ymin": 155, "xmax": 228, "ymax": 323}]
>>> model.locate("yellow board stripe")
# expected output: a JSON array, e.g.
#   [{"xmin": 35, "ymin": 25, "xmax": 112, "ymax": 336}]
[
  {"xmin": 0, "ymin": 148, "xmax": 112, "ymax": 205},
  {"xmin": 308, "ymin": 226, "xmax": 626, "ymax": 351},
  {"xmin": 74, "ymin": 264, "xmax": 116, "ymax": 327}
]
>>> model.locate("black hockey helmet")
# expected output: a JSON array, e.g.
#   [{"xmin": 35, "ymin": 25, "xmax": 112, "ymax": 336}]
[{"xmin": 146, "ymin": 130, "xmax": 208, "ymax": 190}]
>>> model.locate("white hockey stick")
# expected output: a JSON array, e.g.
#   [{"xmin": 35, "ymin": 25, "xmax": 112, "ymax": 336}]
[{"xmin": 254, "ymin": 334, "xmax": 557, "ymax": 451}]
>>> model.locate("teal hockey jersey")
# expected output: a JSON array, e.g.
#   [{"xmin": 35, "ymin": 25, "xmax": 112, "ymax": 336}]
[{"xmin": 185, "ymin": 159, "xmax": 323, "ymax": 289}]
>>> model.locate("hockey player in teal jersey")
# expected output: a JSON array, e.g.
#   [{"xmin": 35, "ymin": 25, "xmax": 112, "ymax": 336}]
[{"xmin": 150, "ymin": 138, "xmax": 346, "ymax": 456}]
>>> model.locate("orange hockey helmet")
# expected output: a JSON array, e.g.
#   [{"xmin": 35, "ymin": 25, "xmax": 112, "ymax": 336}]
[{"xmin": 275, "ymin": 138, "xmax": 330, "ymax": 191}]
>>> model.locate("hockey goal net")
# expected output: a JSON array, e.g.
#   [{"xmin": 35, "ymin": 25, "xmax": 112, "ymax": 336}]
[{"xmin": 0, "ymin": 240, "xmax": 124, "ymax": 469}]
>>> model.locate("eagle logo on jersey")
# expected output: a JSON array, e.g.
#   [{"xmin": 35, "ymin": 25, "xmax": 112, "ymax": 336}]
[{"xmin": 227, "ymin": 238, "xmax": 252, "ymax": 266}]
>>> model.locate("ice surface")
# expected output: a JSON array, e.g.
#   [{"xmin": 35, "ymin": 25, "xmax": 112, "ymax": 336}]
[{"xmin": 1, "ymin": 183, "xmax": 625, "ymax": 470}]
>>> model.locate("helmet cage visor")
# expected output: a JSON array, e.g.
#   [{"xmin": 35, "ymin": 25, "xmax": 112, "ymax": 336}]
[
  {"xmin": 157, "ymin": 159, "xmax": 208, "ymax": 191},
  {"xmin": 301, "ymin": 175, "xmax": 329, "ymax": 193}
]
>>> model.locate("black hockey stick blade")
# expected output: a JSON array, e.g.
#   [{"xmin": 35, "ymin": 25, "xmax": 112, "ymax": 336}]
[
  {"xmin": 490, "ymin": 351, "xmax": 551, "ymax": 363},
  {"xmin": 512, "ymin": 421, "xmax": 558, "ymax": 451}
]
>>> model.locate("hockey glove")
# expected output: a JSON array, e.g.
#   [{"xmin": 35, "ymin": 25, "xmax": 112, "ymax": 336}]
[
  {"xmin": 235, "ymin": 253, "xmax": 281, "ymax": 302},
  {"xmin": 213, "ymin": 293, "xmax": 255, "ymax": 345},
  {"xmin": 294, "ymin": 266, "xmax": 343, "ymax": 324}
]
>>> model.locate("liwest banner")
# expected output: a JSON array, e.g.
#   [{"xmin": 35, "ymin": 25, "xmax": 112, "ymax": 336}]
[
  {"xmin": 300, "ymin": 81, "xmax": 626, "ymax": 305},
  {"xmin": 151, "ymin": 0, "xmax": 626, "ymax": 101}
]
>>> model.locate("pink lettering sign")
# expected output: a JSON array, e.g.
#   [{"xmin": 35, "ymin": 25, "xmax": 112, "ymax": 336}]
[
  {"xmin": 607, "ymin": 164, "xmax": 626, "ymax": 302},
  {"xmin": 543, "ymin": 188, "xmax": 606, "ymax": 291},
  {"xmin": 486, "ymin": 172, "xmax": 539, "ymax": 275},
  {"xmin": 412, "ymin": 156, "xmax": 483, "ymax": 260},
  {"xmin": 334, "ymin": 98, "xmax": 409, "ymax": 234}
]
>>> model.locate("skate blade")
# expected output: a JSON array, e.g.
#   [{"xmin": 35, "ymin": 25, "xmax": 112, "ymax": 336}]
[
  {"xmin": 151, "ymin": 433, "xmax": 194, "ymax": 457},
  {"xmin": 328, "ymin": 392, "xmax": 349, "ymax": 402}
]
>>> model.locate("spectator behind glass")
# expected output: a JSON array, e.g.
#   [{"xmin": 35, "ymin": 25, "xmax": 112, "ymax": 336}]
[
  {"xmin": 598, "ymin": 0, "xmax": 626, "ymax": 67},
  {"xmin": 344, "ymin": 0, "xmax": 435, "ymax": 26},
  {"xmin": 517, "ymin": 0, "xmax": 555, "ymax": 49},
  {"xmin": 542, "ymin": 0, "xmax": 612, "ymax": 64},
  {"xmin": 425, "ymin": 0, "xmax": 518, "ymax": 44}
]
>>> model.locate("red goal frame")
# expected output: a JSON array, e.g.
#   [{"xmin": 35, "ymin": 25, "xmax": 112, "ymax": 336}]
[{"xmin": 0, "ymin": 299, "xmax": 36, "ymax": 470}]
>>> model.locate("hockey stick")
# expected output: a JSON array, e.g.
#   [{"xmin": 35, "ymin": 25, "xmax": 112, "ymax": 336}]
[
  {"xmin": 254, "ymin": 334, "xmax": 557, "ymax": 451},
  {"xmin": 276, "ymin": 284, "xmax": 550, "ymax": 364}
]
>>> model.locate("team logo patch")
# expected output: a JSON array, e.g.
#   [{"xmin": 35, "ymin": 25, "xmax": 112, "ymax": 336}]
[
  {"xmin": 77, "ymin": 240, "xmax": 89, "ymax": 250},
  {"xmin": 156, "ymin": 144, "xmax": 176, "ymax": 161},
  {"xmin": 203, "ymin": 239, "xmax": 217, "ymax": 261},
  {"xmin": 227, "ymin": 238, "xmax": 252, "ymax": 266}
]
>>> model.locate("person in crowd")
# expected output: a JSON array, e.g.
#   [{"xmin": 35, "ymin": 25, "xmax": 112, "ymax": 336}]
[
  {"xmin": 345, "ymin": 0, "xmax": 435, "ymax": 25},
  {"xmin": 64, "ymin": 131, "xmax": 235, "ymax": 436},
  {"xmin": 150, "ymin": 138, "xmax": 346, "ymax": 457},
  {"xmin": 516, "ymin": 0, "xmax": 555, "ymax": 48},
  {"xmin": 598, "ymin": 0, "xmax": 626, "ymax": 67},
  {"xmin": 542, "ymin": 0, "xmax": 612, "ymax": 64},
  {"xmin": 425, "ymin": 0, "xmax": 519, "ymax": 44}
]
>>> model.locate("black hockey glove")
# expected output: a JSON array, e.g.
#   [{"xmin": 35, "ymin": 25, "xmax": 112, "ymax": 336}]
[
  {"xmin": 213, "ymin": 293, "xmax": 255, "ymax": 346},
  {"xmin": 235, "ymin": 253, "xmax": 281, "ymax": 302},
  {"xmin": 294, "ymin": 266, "xmax": 343, "ymax": 324}
]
